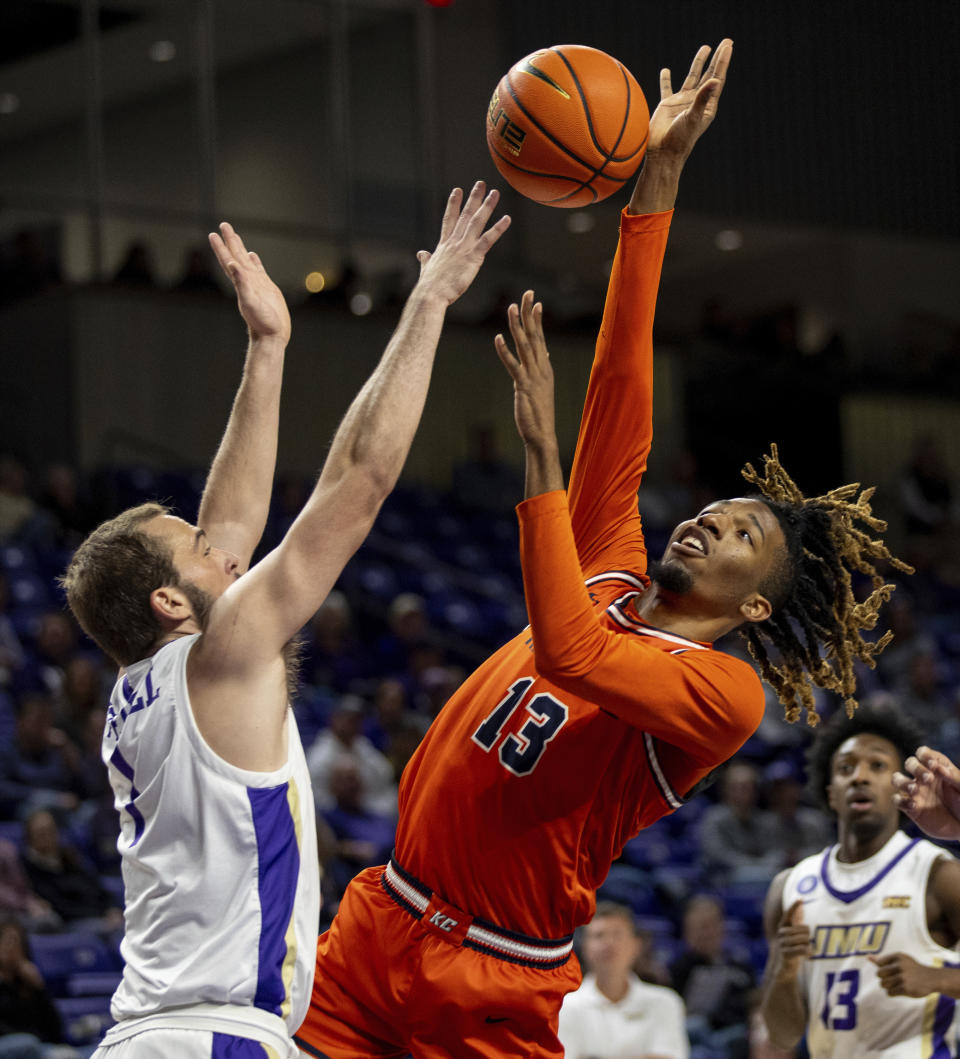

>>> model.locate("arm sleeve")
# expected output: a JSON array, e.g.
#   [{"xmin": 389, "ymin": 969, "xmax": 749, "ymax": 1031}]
[
  {"xmin": 567, "ymin": 209, "xmax": 673, "ymax": 577},
  {"xmin": 518, "ymin": 491, "xmax": 764, "ymax": 767}
]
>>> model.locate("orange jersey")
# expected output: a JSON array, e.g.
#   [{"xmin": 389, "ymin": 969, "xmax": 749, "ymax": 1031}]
[{"xmin": 394, "ymin": 209, "xmax": 765, "ymax": 940}]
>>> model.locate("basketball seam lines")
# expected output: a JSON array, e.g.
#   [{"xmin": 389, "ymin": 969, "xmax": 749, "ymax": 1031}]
[
  {"xmin": 499, "ymin": 50, "xmax": 647, "ymax": 204},
  {"xmin": 487, "ymin": 140, "xmax": 604, "ymax": 198},
  {"xmin": 553, "ymin": 48, "xmax": 646, "ymax": 165},
  {"xmin": 502, "ymin": 74, "xmax": 598, "ymax": 177}
]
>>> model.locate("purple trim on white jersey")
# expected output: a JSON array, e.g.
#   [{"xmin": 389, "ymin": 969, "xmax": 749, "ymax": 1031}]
[{"xmin": 819, "ymin": 837, "xmax": 921, "ymax": 904}]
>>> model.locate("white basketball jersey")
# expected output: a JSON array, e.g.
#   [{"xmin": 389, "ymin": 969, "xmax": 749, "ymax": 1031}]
[
  {"xmin": 783, "ymin": 830, "xmax": 959, "ymax": 1059},
  {"xmin": 101, "ymin": 634, "xmax": 319, "ymax": 1036}
]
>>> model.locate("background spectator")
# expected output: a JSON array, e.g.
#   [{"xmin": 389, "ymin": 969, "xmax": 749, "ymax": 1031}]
[
  {"xmin": 761, "ymin": 760, "xmax": 831, "ymax": 869},
  {"xmin": 0, "ymin": 695, "xmax": 81, "ymax": 820},
  {"xmin": 29, "ymin": 614, "xmax": 80, "ymax": 702},
  {"xmin": 306, "ymin": 694, "xmax": 397, "ymax": 817},
  {"xmin": 0, "ymin": 841, "xmax": 59, "ymax": 933},
  {"xmin": 0, "ymin": 574, "xmax": 25, "ymax": 689},
  {"xmin": 320, "ymin": 759, "xmax": 396, "ymax": 896},
  {"xmin": 20, "ymin": 811, "xmax": 121, "ymax": 932},
  {"xmin": 301, "ymin": 591, "xmax": 372, "ymax": 695},
  {"xmin": 36, "ymin": 466, "xmax": 96, "ymax": 551},
  {"xmin": 0, "ymin": 916, "xmax": 79, "ymax": 1058},
  {"xmin": 559, "ymin": 901, "xmax": 688, "ymax": 1059},
  {"xmin": 670, "ymin": 896, "xmax": 754, "ymax": 1059},
  {"xmin": 698, "ymin": 764, "xmax": 780, "ymax": 885},
  {"xmin": 0, "ymin": 459, "xmax": 43, "ymax": 547}
]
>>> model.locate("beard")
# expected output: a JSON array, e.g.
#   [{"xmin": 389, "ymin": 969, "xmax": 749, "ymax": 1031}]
[
  {"xmin": 181, "ymin": 577, "xmax": 302, "ymax": 699},
  {"xmin": 180, "ymin": 579, "xmax": 216, "ymax": 632},
  {"xmin": 648, "ymin": 557, "xmax": 695, "ymax": 596}
]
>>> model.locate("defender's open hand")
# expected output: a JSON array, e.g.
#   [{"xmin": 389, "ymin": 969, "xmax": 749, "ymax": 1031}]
[
  {"xmin": 415, "ymin": 181, "xmax": 511, "ymax": 306},
  {"xmin": 209, "ymin": 223, "xmax": 291, "ymax": 345}
]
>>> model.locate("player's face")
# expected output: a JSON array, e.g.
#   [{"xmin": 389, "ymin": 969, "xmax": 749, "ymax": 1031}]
[
  {"xmin": 659, "ymin": 498, "xmax": 786, "ymax": 619},
  {"xmin": 827, "ymin": 733, "xmax": 901, "ymax": 832},
  {"xmin": 582, "ymin": 915, "xmax": 641, "ymax": 977},
  {"xmin": 144, "ymin": 515, "xmax": 241, "ymax": 612}
]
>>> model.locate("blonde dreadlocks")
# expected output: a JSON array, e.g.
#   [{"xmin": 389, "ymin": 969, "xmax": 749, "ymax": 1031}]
[{"xmin": 739, "ymin": 444, "xmax": 913, "ymax": 727}]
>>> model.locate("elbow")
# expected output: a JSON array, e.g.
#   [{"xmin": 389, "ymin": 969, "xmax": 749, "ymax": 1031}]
[
  {"xmin": 334, "ymin": 461, "xmax": 394, "ymax": 516},
  {"xmin": 350, "ymin": 450, "xmax": 401, "ymax": 507}
]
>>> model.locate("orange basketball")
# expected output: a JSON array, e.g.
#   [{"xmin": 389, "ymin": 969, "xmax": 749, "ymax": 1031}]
[{"xmin": 485, "ymin": 44, "xmax": 649, "ymax": 208}]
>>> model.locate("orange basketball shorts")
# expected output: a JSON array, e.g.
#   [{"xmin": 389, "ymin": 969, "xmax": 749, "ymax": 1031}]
[{"xmin": 295, "ymin": 861, "xmax": 582, "ymax": 1059}]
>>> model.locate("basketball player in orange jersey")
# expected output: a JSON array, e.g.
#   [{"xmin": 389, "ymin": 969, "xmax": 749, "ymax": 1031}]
[{"xmin": 296, "ymin": 39, "xmax": 910, "ymax": 1059}]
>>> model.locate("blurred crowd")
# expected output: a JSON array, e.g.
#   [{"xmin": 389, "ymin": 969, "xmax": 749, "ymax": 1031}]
[
  {"xmin": 0, "ymin": 441, "xmax": 955, "ymax": 1055},
  {"xmin": 0, "ymin": 226, "xmax": 958, "ymax": 1053}
]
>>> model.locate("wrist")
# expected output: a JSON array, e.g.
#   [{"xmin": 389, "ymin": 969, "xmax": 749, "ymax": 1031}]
[
  {"xmin": 771, "ymin": 962, "xmax": 801, "ymax": 986},
  {"xmin": 248, "ymin": 334, "xmax": 287, "ymax": 355},
  {"xmin": 523, "ymin": 437, "xmax": 560, "ymax": 458},
  {"xmin": 407, "ymin": 281, "xmax": 452, "ymax": 313},
  {"xmin": 931, "ymin": 966, "xmax": 958, "ymax": 995},
  {"xmin": 628, "ymin": 154, "xmax": 684, "ymax": 214}
]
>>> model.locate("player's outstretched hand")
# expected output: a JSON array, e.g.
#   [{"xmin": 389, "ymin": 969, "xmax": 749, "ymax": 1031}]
[
  {"xmin": 494, "ymin": 290, "xmax": 556, "ymax": 451},
  {"xmin": 415, "ymin": 181, "xmax": 511, "ymax": 306},
  {"xmin": 648, "ymin": 38, "xmax": 732, "ymax": 163},
  {"xmin": 893, "ymin": 746, "xmax": 960, "ymax": 841},
  {"xmin": 209, "ymin": 223, "xmax": 291, "ymax": 345},
  {"xmin": 871, "ymin": 952, "xmax": 941, "ymax": 998},
  {"xmin": 771, "ymin": 900, "xmax": 811, "ymax": 982}
]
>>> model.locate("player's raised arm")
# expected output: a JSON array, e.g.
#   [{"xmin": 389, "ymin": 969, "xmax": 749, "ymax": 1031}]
[
  {"xmin": 628, "ymin": 38, "xmax": 732, "ymax": 215},
  {"xmin": 566, "ymin": 40, "xmax": 732, "ymax": 573},
  {"xmin": 196, "ymin": 223, "xmax": 290, "ymax": 569},
  {"xmin": 494, "ymin": 289, "xmax": 563, "ymax": 499},
  {"xmin": 188, "ymin": 182, "xmax": 510, "ymax": 761},
  {"xmin": 759, "ymin": 882, "xmax": 810, "ymax": 1050}
]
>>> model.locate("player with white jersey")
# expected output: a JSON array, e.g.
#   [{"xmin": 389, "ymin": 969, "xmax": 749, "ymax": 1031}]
[
  {"xmin": 761, "ymin": 705, "xmax": 960, "ymax": 1059},
  {"xmin": 62, "ymin": 185, "xmax": 510, "ymax": 1058},
  {"xmin": 101, "ymin": 634, "xmax": 318, "ymax": 1045}
]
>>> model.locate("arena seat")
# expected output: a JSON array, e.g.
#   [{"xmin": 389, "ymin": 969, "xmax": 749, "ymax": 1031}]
[
  {"xmin": 30, "ymin": 931, "xmax": 120, "ymax": 995},
  {"xmin": 54, "ymin": 994, "xmax": 114, "ymax": 1046},
  {"xmin": 65, "ymin": 970, "xmax": 123, "ymax": 997},
  {"xmin": 0, "ymin": 818, "xmax": 23, "ymax": 847}
]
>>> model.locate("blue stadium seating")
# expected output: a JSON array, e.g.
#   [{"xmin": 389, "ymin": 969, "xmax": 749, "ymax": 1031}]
[
  {"xmin": 54, "ymin": 994, "xmax": 114, "ymax": 1046},
  {"xmin": 30, "ymin": 931, "xmax": 121, "ymax": 995}
]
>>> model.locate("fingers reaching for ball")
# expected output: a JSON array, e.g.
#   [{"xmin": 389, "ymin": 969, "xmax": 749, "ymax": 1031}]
[
  {"xmin": 416, "ymin": 181, "xmax": 510, "ymax": 306},
  {"xmin": 495, "ymin": 291, "xmax": 557, "ymax": 454},
  {"xmin": 208, "ymin": 222, "xmax": 291, "ymax": 345}
]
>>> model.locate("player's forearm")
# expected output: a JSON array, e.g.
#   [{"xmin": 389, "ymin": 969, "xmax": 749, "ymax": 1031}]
[
  {"xmin": 565, "ymin": 211, "xmax": 670, "ymax": 554},
  {"xmin": 628, "ymin": 153, "xmax": 685, "ymax": 215},
  {"xmin": 760, "ymin": 975, "xmax": 807, "ymax": 1050},
  {"xmin": 523, "ymin": 440, "xmax": 564, "ymax": 500},
  {"xmin": 198, "ymin": 335, "xmax": 285, "ymax": 565},
  {"xmin": 922, "ymin": 966, "xmax": 960, "ymax": 998}
]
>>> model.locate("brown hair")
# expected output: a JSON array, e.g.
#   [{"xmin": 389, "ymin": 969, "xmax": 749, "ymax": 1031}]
[
  {"xmin": 61, "ymin": 502, "xmax": 177, "ymax": 666},
  {"xmin": 591, "ymin": 901, "xmax": 639, "ymax": 934},
  {"xmin": 741, "ymin": 445, "xmax": 913, "ymax": 726}
]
